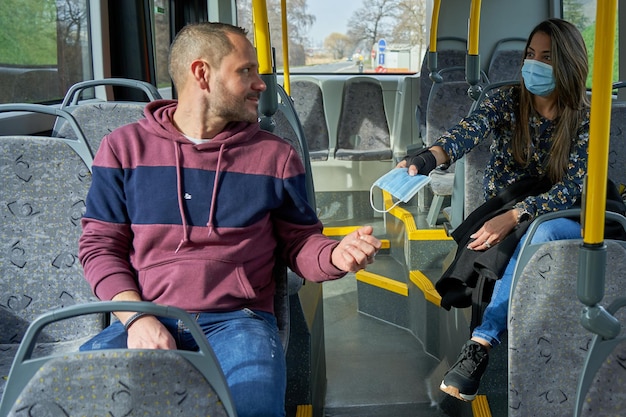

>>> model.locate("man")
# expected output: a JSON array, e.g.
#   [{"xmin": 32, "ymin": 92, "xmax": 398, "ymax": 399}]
[{"xmin": 79, "ymin": 22, "xmax": 381, "ymax": 417}]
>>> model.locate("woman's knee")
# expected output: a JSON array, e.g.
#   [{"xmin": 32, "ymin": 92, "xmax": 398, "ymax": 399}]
[{"xmin": 530, "ymin": 218, "xmax": 581, "ymax": 244}]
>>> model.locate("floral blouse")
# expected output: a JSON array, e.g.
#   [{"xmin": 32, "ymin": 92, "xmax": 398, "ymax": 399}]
[{"xmin": 435, "ymin": 85, "xmax": 590, "ymax": 219}]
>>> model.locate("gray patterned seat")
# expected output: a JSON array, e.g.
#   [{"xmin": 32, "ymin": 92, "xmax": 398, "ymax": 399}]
[
  {"xmin": 0, "ymin": 301, "xmax": 236, "ymax": 417},
  {"xmin": 0, "ymin": 136, "xmax": 103, "ymax": 399},
  {"xmin": 335, "ymin": 77, "xmax": 392, "ymax": 161},
  {"xmin": 486, "ymin": 38, "xmax": 526, "ymax": 83},
  {"xmin": 509, "ymin": 238, "xmax": 626, "ymax": 417},
  {"xmin": 53, "ymin": 78, "xmax": 161, "ymax": 155},
  {"xmin": 424, "ymin": 77, "xmax": 477, "ymax": 226},
  {"xmin": 416, "ymin": 39, "xmax": 467, "ymax": 139},
  {"xmin": 290, "ymin": 80, "xmax": 330, "ymax": 161}
]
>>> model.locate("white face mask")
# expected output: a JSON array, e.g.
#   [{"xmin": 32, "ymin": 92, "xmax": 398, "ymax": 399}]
[{"xmin": 369, "ymin": 168, "xmax": 431, "ymax": 213}]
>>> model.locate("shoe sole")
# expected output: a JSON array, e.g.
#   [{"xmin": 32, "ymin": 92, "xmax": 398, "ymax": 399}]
[{"xmin": 439, "ymin": 381, "xmax": 477, "ymax": 402}]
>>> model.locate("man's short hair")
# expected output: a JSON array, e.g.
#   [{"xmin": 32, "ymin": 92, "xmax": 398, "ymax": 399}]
[{"xmin": 168, "ymin": 22, "xmax": 249, "ymax": 90}]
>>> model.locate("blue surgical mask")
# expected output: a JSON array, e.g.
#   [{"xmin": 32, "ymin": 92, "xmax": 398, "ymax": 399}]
[
  {"xmin": 370, "ymin": 168, "xmax": 431, "ymax": 213},
  {"xmin": 521, "ymin": 59, "xmax": 555, "ymax": 97}
]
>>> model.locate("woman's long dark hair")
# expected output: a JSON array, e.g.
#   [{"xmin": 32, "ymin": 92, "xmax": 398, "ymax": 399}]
[{"xmin": 514, "ymin": 18, "xmax": 589, "ymax": 183}]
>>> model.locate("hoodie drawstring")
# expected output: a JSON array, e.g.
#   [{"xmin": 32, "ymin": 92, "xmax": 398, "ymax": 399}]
[
  {"xmin": 175, "ymin": 142, "xmax": 189, "ymax": 253},
  {"xmin": 207, "ymin": 143, "xmax": 225, "ymax": 238},
  {"xmin": 175, "ymin": 141, "xmax": 225, "ymax": 252}
]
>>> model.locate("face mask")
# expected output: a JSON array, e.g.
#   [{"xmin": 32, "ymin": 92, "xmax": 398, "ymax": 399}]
[
  {"xmin": 521, "ymin": 59, "xmax": 555, "ymax": 97},
  {"xmin": 370, "ymin": 168, "xmax": 431, "ymax": 213}
]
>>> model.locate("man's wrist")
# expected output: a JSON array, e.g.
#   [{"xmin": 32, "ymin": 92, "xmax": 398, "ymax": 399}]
[{"xmin": 124, "ymin": 312, "xmax": 150, "ymax": 331}]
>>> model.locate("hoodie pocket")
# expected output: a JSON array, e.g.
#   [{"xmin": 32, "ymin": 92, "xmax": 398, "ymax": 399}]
[{"xmin": 138, "ymin": 258, "xmax": 257, "ymax": 309}]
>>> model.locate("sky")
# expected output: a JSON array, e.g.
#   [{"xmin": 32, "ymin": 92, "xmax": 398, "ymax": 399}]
[{"xmin": 307, "ymin": 0, "xmax": 362, "ymax": 46}]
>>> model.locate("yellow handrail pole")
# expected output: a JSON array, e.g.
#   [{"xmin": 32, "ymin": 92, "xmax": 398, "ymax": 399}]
[
  {"xmin": 427, "ymin": 0, "xmax": 441, "ymax": 80},
  {"xmin": 429, "ymin": 0, "xmax": 441, "ymax": 52},
  {"xmin": 583, "ymin": 0, "xmax": 617, "ymax": 244},
  {"xmin": 252, "ymin": 0, "xmax": 273, "ymax": 75},
  {"xmin": 252, "ymin": 0, "xmax": 278, "ymax": 124},
  {"xmin": 577, "ymin": 0, "xmax": 620, "ymax": 345},
  {"xmin": 467, "ymin": 0, "xmax": 481, "ymax": 55},
  {"xmin": 281, "ymin": 0, "xmax": 290, "ymax": 95},
  {"xmin": 466, "ymin": 0, "xmax": 482, "ymax": 99}
]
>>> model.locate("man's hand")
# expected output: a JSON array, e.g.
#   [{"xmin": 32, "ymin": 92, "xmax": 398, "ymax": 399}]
[
  {"xmin": 112, "ymin": 290, "xmax": 176, "ymax": 350},
  {"xmin": 331, "ymin": 225, "xmax": 382, "ymax": 272},
  {"xmin": 125, "ymin": 315, "xmax": 177, "ymax": 350}
]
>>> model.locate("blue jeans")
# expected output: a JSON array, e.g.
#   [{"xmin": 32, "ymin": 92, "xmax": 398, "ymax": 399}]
[
  {"xmin": 80, "ymin": 308, "xmax": 286, "ymax": 417},
  {"xmin": 472, "ymin": 218, "xmax": 581, "ymax": 346}
]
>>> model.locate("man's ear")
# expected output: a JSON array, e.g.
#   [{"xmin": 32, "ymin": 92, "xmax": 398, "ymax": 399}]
[{"xmin": 190, "ymin": 59, "xmax": 210, "ymax": 90}]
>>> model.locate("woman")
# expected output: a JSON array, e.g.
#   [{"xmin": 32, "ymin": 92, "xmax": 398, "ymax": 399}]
[{"xmin": 398, "ymin": 18, "xmax": 590, "ymax": 401}]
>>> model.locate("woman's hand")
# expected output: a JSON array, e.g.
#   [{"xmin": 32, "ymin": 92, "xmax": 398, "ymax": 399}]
[{"xmin": 468, "ymin": 209, "xmax": 518, "ymax": 251}]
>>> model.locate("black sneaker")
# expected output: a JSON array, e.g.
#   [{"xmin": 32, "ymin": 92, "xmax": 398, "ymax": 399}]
[{"xmin": 440, "ymin": 340, "xmax": 489, "ymax": 401}]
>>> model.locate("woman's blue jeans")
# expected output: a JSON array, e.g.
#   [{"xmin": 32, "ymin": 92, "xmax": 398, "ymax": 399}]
[
  {"xmin": 80, "ymin": 308, "xmax": 286, "ymax": 417},
  {"xmin": 472, "ymin": 218, "xmax": 581, "ymax": 347}
]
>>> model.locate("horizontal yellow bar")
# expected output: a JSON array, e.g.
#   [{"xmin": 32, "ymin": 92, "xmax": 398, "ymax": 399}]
[
  {"xmin": 382, "ymin": 191, "xmax": 452, "ymax": 241},
  {"xmin": 409, "ymin": 270, "xmax": 441, "ymax": 306},
  {"xmin": 356, "ymin": 270, "xmax": 408, "ymax": 296},
  {"xmin": 322, "ymin": 227, "xmax": 391, "ymax": 249}
]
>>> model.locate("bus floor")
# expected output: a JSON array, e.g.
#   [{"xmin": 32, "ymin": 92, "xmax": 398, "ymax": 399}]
[
  {"xmin": 322, "ymin": 275, "xmax": 449, "ymax": 417},
  {"xmin": 320, "ymin": 220, "xmax": 509, "ymax": 417}
]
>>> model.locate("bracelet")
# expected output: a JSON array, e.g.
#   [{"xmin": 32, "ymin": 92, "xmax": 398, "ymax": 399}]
[{"xmin": 124, "ymin": 312, "xmax": 148, "ymax": 332}]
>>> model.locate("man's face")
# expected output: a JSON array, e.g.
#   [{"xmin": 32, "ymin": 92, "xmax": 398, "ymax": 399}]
[{"xmin": 209, "ymin": 34, "xmax": 266, "ymax": 123}]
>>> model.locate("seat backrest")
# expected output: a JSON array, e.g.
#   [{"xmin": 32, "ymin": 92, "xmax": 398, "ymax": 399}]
[
  {"xmin": 416, "ymin": 37, "xmax": 467, "ymax": 138},
  {"xmin": 0, "ymin": 137, "xmax": 99, "ymax": 345},
  {"xmin": 425, "ymin": 78, "xmax": 476, "ymax": 147},
  {"xmin": 335, "ymin": 77, "xmax": 392, "ymax": 161},
  {"xmin": 508, "ymin": 238, "xmax": 626, "ymax": 417},
  {"xmin": 0, "ymin": 301, "xmax": 236, "ymax": 417},
  {"xmin": 53, "ymin": 78, "xmax": 162, "ymax": 155},
  {"xmin": 290, "ymin": 79, "xmax": 330, "ymax": 161},
  {"xmin": 608, "ymin": 102, "xmax": 626, "ymax": 187},
  {"xmin": 487, "ymin": 37, "xmax": 526, "ymax": 83},
  {"xmin": 7, "ymin": 350, "xmax": 231, "ymax": 417}
]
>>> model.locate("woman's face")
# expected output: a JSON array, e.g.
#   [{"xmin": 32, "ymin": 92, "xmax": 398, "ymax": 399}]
[{"xmin": 525, "ymin": 31, "xmax": 552, "ymax": 65}]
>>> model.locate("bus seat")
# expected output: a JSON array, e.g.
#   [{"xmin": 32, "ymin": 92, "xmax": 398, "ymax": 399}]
[
  {"xmin": 0, "ymin": 302, "xmax": 236, "ymax": 417},
  {"xmin": 486, "ymin": 37, "xmax": 526, "ymax": 83},
  {"xmin": 508, "ymin": 235, "xmax": 626, "ymax": 417},
  {"xmin": 0, "ymin": 135, "xmax": 103, "ymax": 399},
  {"xmin": 416, "ymin": 37, "xmax": 467, "ymax": 139},
  {"xmin": 424, "ymin": 72, "xmax": 480, "ymax": 226},
  {"xmin": 0, "ymin": 103, "xmax": 94, "ymax": 168},
  {"xmin": 608, "ymin": 102, "xmax": 626, "ymax": 187},
  {"xmin": 53, "ymin": 78, "xmax": 162, "ymax": 155},
  {"xmin": 290, "ymin": 79, "xmax": 330, "ymax": 161},
  {"xmin": 335, "ymin": 77, "xmax": 393, "ymax": 161}
]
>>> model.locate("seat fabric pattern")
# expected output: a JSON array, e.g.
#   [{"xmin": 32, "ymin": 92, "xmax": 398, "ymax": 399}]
[
  {"xmin": 335, "ymin": 79, "xmax": 392, "ymax": 161},
  {"xmin": 290, "ymin": 80, "xmax": 330, "ymax": 161},
  {"xmin": 7, "ymin": 350, "xmax": 229, "ymax": 417},
  {"xmin": 509, "ymin": 240, "xmax": 626, "ymax": 417},
  {"xmin": 0, "ymin": 137, "xmax": 102, "ymax": 397},
  {"xmin": 55, "ymin": 102, "xmax": 146, "ymax": 154}
]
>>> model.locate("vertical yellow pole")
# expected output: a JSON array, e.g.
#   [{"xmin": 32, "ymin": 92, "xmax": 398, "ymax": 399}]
[
  {"xmin": 429, "ymin": 0, "xmax": 441, "ymax": 52},
  {"xmin": 281, "ymin": 0, "xmax": 290, "ymax": 95},
  {"xmin": 584, "ymin": 0, "xmax": 617, "ymax": 243},
  {"xmin": 467, "ymin": 0, "xmax": 481, "ymax": 55},
  {"xmin": 252, "ymin": 0, "xmax": 273, "ymax": 75}
]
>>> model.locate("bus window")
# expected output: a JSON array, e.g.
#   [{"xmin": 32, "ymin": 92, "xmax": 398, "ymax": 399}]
[
  {"xmin": 153, "ymin": 0, "xmax": 173, "ymax": 97},
  {"xmin": 236, "ymin": 0, "xmax": 425, "ymax": 75},
  {"xmin": 564, "ymin": 0, "xmax": 619, "ymax": 87},
  {"xmin": 0, "ymin": 0, "xmax": 92, "ymax": 104}
]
